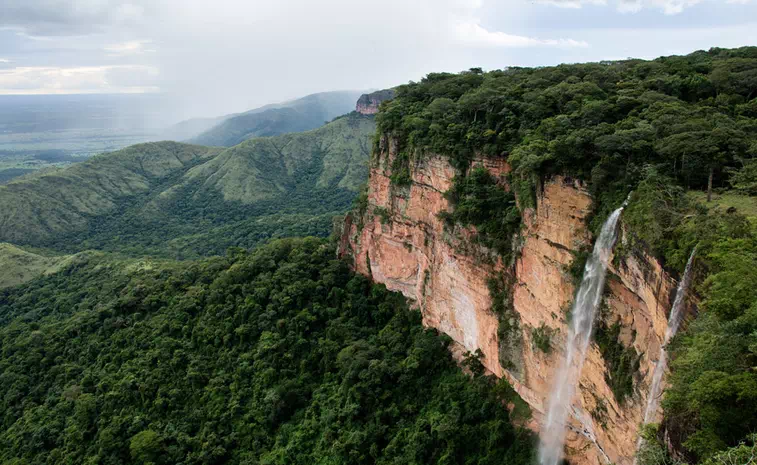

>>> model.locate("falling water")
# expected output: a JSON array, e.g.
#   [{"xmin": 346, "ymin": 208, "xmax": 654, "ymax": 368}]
[
  {"xmin": 539, "ymin": 201, "xmax": 628, "ymax": 465},
  {"xmin": 634, "ymin": 248, "xmax": 697, "ymax": 459}
]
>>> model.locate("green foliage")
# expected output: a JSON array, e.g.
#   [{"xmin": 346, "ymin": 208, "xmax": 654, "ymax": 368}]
[
  {"xmin": 0, "ymin": 168, "xmax": 34, "ymax": 184},
  {"xmin": 701, "ymin": 238, "xmax": 757, "ymax": 320},
  {"xmin": 463, "ymin": 349, "xmax": 487, "ymax": 377},
  {"xmin": 591, "ymin": 397, "xmax": 609, "ymax": 428},
  {"xmin": 637, "ymin": 424, "xmax": 684, "ymax": 465},
  {"xmin": 620, "ymin": 167, "xmax": 757, "ymax": 461},
  {"xmin": 531, "ymin": 323, "xmax": 553, "ymax": 354},
  {"xmin": 701, "ymin": 434, "xmax": 757, "ymax": 465},
  {"xmin": 566, "ymin": 246, "xmax": 591, "ymax": 285},
  {"xmin": 728, "ymin": 158, "xmax": 757, "ymax": 195},
  {"xmin": 488, "ymin": 274, "xmax": 523, "ymax": 374},
  {"xmin": 441, "ymin": 167, "xmax": 522, "ymax": 262},
  {"xmin": 594, "ymin": 320, "xmax": 640, "ymax": 403},
  {"xmin": 0, "ymin": 114, "xmax": 375, "ymax": 259},
  {"xmin": 0, "ymin": 238, "xmax": 535, "ymax": 464},
  {"xmin": 389, "ymin": 150, "xmax": 412, "ymax": 186},
  {"xmin": 662, "ymin": 216, "xmax": 757, "ymax": 461},
  {"xmin": 373, "ymin": 206, "xmax": 391, "ymax": 224},
  {"xmin": 351, "ymin": 184, "xmax": 370, "ymax": 232},
  {"xmin": 622, "ymin": 168, "xmax": 692, "ymax": 268},
  {"xmin": 130, "ymin": 430, "xmax": 163, "ymax": 464},
  {"xmin": 0, "ymin": 243, "xmax": 74, "ymax": 289},
  {"xmin": 377, "ymin": 48, "xmax": 757, "ymax": 223},
  {"xmin": 687, "ymin": 191, "xmax": 757, "ymax": 223},
  {"xmin": 494, "ymin": 378, "xmax": 532, "ymax": 421}
]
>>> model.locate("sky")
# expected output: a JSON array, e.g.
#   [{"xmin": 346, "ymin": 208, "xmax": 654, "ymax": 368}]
[{"xmin": 1, "ymin": 0, "xmax": 756, "ymax": 121}]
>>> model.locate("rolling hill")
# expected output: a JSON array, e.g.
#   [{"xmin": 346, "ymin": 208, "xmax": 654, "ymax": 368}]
[
  {"xmin": 189, "ymin": 90, "xmax": 364, "ymax": 147},
  {"xmin": 0, "ymin": 112, "xmax": 375, "ymax": 259},
  {"xmin": 0, "ymin": 243, "xmax": 78, "ymax": 289}
]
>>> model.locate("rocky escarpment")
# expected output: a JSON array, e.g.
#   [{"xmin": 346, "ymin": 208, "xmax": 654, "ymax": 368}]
[
  {"xmin": 338, "ymin": 135, "xmax": 690, "ymax": 465},
  {"xmin": 356, "ymin": 89, "xmax": 395, "ymax": 115}
]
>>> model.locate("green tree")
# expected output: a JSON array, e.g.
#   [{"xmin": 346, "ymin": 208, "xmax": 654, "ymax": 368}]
[{"xmin": 130, "ymin": 430, "xmax": 162, "ymax": 464}]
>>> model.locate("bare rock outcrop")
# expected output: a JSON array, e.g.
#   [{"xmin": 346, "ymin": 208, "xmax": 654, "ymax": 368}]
[{"xmin": 355, "ymin": 89, "xmax": 395, "ymax": 115}]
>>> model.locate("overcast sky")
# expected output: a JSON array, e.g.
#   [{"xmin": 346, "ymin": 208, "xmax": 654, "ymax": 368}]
[{"xmin": 1, "ymin": 0, "xmax": 756, "ymax": 120}]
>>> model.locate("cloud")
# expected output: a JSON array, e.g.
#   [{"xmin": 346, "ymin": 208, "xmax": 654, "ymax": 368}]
[
  {"xmin": 537, "ymin": 0, "xmax": 607, "ymax": 8},
  {"xmin": 105, "ymin": 64, "xmax": 158, "ymax": 87},
  {"xmin": 0, "ymin": 64, "xmax": 159, "ymax": 94},
  {"xmin": 536, "ymin": 0, "xmax": 751, "ymax": 13},
  {"xmin": 104, "ymin": 39, "xmax": 155, "ymax": 57},
  {"xmin": 454, "ymin": 20, "xmax": 589, "ymax": 48},
  {"xmin": 0, "ymin": 0, "xmax": 755, "ymax": 119},
  {"xmin": 448, "ymin": 0, "xmax": 588, "ymax": 48},
  {"xmin": 0, "ymin": 0, "xmax": 146, "ymax": 36},
  {"xmin": 618, "ymin": 0, "xmax": 702, "ymax": 14}
]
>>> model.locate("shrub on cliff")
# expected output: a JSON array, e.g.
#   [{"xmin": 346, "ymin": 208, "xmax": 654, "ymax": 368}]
[{"xmin": 440, "ymin": 167, "xmax": 521, "ymax": 262}]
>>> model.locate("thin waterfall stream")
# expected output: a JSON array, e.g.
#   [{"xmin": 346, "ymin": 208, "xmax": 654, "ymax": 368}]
[
  {"xmin": 539, "ymin": 200, "xmax": 628, "ymax": 465},
  {"xmin": 634, "ymin": 248, "xmax": 697, "ymax": 461}
]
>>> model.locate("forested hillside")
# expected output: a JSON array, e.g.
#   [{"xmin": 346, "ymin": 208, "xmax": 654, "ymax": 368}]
[
  {"xmin": 0, "ymin": 142, "xmax": 222, "ymax": 245},
  {"xmin": 0, "ymin": 112, "xmax": 375, "ymax": 259},
  {"xmin": 191, "ymin": 91, "xmax": 364, "ymax": 147},
  {"xmin": 0, "ymin": 238, "xmax": 534, "ymax": 464},
  {"xmin": 373, "ymin": 46, "xmax": 757, "ymax": 464}
]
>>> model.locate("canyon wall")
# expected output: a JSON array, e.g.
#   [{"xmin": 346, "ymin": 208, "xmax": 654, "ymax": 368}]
[{"xmin": 338, "ymin": 135, "xmax": 685, "ymax": 465}]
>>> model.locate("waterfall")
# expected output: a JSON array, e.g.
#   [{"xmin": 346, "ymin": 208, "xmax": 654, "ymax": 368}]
[
  {"xmin": 539, "ymin": 202, "xmax": 627, "ymax": 465},
  {"xmin": 634, "ymin": 248, "xmax": 697, "ymax": 459}
]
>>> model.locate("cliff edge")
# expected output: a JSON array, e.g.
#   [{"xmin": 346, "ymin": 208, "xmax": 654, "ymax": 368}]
[{"xmin": 338, "ymin": 134, "xmax": 691, "ymax": 465}]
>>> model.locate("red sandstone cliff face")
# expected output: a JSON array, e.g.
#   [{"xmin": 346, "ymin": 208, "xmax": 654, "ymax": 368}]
[{"xmin": 339, "ymin": 135, "xmax": 683, "ymax": 465}]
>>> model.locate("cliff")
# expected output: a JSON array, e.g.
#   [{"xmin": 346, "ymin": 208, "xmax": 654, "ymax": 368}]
[
  {"xmin": 356, "ymin": 89, "xmax": 396, "ymax": 115},
  {"xmin": 338, "ymin": 135, "xmax": 688, "ymax": 465}
]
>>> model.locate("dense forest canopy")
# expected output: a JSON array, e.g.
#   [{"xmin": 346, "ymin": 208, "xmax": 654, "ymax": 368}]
[
  {"xmin": 376, "ymin": 46, "xmax": 757, "ymax": 226},
  {"xmin": 0, "ymin": 238, "xmax": 534, "ymax": 465}
]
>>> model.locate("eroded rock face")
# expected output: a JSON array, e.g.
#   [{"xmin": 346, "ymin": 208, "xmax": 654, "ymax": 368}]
[
  {"xmin": 355, "ymin": 89, "xmax": 396, "ymax": 115},
  {"xmin": 339, "ymin": 135, "xmax": 681, "ymax": 465}
]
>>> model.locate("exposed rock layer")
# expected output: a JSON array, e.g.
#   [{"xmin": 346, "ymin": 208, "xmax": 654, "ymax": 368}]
[
  {"xmin": 338, "ymin": 135, "xmax": 685, "ymax": 465},
  {"xmin": 355, "ymin": 89, "xmax": 396, "ymax": 115}
]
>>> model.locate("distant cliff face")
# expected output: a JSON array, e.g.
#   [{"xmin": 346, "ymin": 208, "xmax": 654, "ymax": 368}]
[
  {"xmin": 339, "ymin": 134, "xmax": 689, "ymax": 465},
  {"xmin": 356, "ymin": 89, "xmax": 395, "ymax": 115}
]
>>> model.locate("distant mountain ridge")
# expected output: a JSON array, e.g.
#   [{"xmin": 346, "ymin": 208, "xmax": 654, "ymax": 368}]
[
  {"xmin": 0, "ymin": 112, "xmax": 375, "ymax": 259},
  {"xmin": 188, "ymin": 90, "xmax": 364, "ymax": 147}
]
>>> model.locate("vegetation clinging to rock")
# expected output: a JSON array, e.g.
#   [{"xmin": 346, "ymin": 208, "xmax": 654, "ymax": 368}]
[{"xmin": 439, "ymin": 166, "xmax": 521, "ymax": 263}]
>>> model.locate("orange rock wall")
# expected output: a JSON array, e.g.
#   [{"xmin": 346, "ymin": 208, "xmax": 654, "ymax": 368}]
[{"xmin": 339, "ymin": 135, "xmax": 680, "ymax": 465}]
